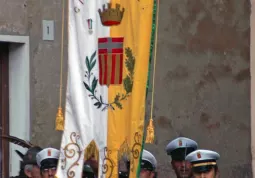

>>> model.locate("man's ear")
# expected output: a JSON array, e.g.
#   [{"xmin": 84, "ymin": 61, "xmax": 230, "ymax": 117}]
[
  {"xmin": 215, "ymin": 169, "xmax": 220, "ymax": 178},
  {"xmin": 24, "ymin": 169, "xmax": 32, "ymax": 178},
  {"xmin": 171, "ymin": 160, "xmax": 174, "ymax": 167},
  {"xmin": 149, "ymin": 171, "xmax": 156, "ymax": 178}
]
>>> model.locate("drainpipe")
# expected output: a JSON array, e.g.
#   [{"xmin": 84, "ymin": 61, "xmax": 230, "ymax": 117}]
[{"xmin": 251, "ymin": 0, "xmax": 255, "ymax": 177}]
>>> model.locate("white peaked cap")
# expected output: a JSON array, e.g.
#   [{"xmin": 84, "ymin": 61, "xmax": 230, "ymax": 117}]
[
  {"xmin": 36, "ymin": 147, "xmax": 60, "ymax": 167},
  {"xmin": 142, "ymin": 149, "xmax": 157, "ymax": 169},
  {"xmin": 185, "ymin": 149, "xmax": 220, "ymax": 164},
  {"xmin": 166, "ymin": 137, "xmax": 198, "ymax": 154}
]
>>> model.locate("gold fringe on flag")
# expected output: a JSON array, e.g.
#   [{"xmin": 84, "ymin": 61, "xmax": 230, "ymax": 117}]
[
  {"xmin": 55, "ymin": 0, "xmax": 66, "ymax": 131},
  {"xmin": 145, "ymin": 0, "xmax": 159, "ymax": 143}
]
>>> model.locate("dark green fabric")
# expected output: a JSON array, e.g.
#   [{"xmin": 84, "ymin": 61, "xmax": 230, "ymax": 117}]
[{"xmin": 146, "ymin": 0, "xmax": 157, "ymax": 98}]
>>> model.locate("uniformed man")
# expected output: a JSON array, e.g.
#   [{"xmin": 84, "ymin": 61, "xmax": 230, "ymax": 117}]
[
  {"xmin": 185, "ymin": 149, "xmax": 220, "ymax": 178},
  {"xmin": 36, "ymin": 148, "xmax": 60, "ymax": 178},
  {"xmin": 140, "ymin": 149, "xmax": 157, "ymax": 178},
  {"xmin": 166, "ymin": 137, "xmax": 198, "ymax": 178},
  {"xmin": 23, "ymin": 146, "xmax": 43, "ymax": 178}
]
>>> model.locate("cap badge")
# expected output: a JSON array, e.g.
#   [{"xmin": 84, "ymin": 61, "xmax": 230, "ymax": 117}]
[
  {"xmin": 48, "ymin": 149, "xmax": 52, "ymax": 156},
  {"xmin": 197, "ymin": 152, "xmax": 201, "ymax": 159},
  {"xmin": 178, "ymin": 139, "xmax": 182, "ymax": 146}
]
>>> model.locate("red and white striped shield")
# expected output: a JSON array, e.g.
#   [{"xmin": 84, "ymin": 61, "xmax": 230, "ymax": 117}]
[{"xmin": 98, "ymin": 37, "xmax": 124, "ymax": 85}]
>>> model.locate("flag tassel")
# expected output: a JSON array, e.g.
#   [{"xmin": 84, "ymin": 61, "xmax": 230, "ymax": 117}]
[
  {"xmin": 56, "ymin": 107, "xmax": 64, "ymax": 131},
  {"xmin": 145, "ymin": 118, "xmax": 155, "ymax": 143}
]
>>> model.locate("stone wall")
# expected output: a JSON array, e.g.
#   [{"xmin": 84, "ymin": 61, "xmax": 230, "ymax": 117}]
[{"xmin": 0, "ymin": 0, "xmax": 251, "ymax": 177}]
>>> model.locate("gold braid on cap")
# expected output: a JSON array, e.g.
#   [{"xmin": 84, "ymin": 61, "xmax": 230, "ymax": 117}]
[{"xmin": 192, "ymin": 162, "xmax": 217, "ymax": 167}]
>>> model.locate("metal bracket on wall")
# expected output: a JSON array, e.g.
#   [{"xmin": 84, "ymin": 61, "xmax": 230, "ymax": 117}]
[{"xmin": 42, "ymin": 20, "xmax": 54, "ymax": 41}]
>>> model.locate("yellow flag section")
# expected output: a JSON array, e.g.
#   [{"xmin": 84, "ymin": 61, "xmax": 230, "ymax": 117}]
[{"xmin": 106, "ymin": 0, "xmax": 153, "ymax": 177}]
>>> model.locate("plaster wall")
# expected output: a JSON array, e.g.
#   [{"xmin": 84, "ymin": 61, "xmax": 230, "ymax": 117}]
[{"xmin": 145, "ymin": 0, "xmax": 251, "ymax": 177}]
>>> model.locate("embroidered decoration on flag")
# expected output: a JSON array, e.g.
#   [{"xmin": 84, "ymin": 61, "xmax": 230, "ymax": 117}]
[
  {"xmin": 83, "ymin": 46, "xmax": 135, "ymax": 110},
  {"xmin": 74, "ymin": 7, "xmax": 80, "ymax": 13},
  {"xmin": 98, "ymin": 3, "xmax": 125, "ymax": 26},
  {"xmin": 87, "ymin": 19, "xmax": 93, "ymax": 34},
  {"xmin": 98, "ymin": 37, "xmax": 123, "ymax": 85},
  {"xmin": 102, "ymin": 147, "xmax": 114, "ymax": 177},
  {"xmin": 60, "ymin": 132, "xmax": 82, "ymax": 177}
]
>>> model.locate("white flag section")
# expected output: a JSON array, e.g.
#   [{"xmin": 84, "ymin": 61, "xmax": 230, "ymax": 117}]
[{"xmin": 56, "ymin": 0, "xmax": 110, "ymax": 177}]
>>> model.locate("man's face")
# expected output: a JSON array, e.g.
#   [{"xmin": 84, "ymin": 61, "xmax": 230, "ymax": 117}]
[
  {"xmin": 24, "ymin": 165, "xmax": 41, "ymax": 178},
  {"xmin": 171, "ymin": 160, "xmax": 192, "ymax": 178},
  {"xmin": 193, "ymin": 168, "xmax": 217, "ymax": 178},
  {"xmin": 139, "ymin": 169, "xmax": 155, "ymax": 178},
  {"xmin": 41, "ymin": 167, "xmax": 57, "ymax": 178}
]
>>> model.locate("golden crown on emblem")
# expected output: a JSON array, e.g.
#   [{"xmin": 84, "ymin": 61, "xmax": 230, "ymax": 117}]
[{"xmin": 98, "ymin": 3, "xmax": 125, "ymax": 26}]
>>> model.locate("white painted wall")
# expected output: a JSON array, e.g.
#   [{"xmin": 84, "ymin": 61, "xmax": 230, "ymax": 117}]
[{"xmin": 0, "ymin": 35, "xmax": 30, "ymax": 176}]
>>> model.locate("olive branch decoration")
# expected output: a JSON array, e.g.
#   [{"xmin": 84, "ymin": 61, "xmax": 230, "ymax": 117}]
[{"xmin": 83, "ymin": 47, "xmax": 135, "ymax": 111}]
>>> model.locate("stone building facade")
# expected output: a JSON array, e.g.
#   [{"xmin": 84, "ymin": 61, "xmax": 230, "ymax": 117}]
[{"xmin": 0, "ymin": 0, "xmax": 251, "ymax": 177}]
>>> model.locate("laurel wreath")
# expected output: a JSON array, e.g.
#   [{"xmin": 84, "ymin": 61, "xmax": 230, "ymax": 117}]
[{"xmin": 83, "ymin": 47, "xmax": 135, "ymax": 111}]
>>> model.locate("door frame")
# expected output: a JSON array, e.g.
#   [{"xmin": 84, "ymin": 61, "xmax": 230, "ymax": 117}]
[
  {"xmin": 0, "ymin": 35, "xmax": 30, "ymax": 176},
  {"xmin": 0, "ymin": 42, "xmax": 10, "ymax": 177}
]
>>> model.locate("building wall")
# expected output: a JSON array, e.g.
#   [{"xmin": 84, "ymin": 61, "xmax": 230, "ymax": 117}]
[
  {"xmin": 144, "ymin": 0, "xmax": 251, "ymax": 177},
  {"xmin": 0, "ymin": 0, "xmax": 251, "ymax": 177},
  {"xmin": 0, "ymin": 0, "xmax": 66, "ymax": 148}
]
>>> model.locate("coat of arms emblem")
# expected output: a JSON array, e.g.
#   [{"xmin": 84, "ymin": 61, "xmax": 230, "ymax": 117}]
[
  {"xmin": 197, "ymin": 152, "xmax": 201, "ymax": 159},
  {"xmin": 98, "ymin": 37, "xmax": 124, "ymax": 85},
  {"xmin": 178, "ymin": 139, "xmax": 182, "ymax": 146},
  {"xmin": 83, "ymin": 45, "xmax": 135, "ymax": 111}
]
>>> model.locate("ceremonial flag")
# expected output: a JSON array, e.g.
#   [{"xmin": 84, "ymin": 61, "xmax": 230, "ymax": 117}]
[{"xmin": 56, "ymin": 0, "xmax": 154, "ymax": 177}]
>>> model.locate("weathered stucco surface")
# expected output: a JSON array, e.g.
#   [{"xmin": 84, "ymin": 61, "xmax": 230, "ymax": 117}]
[
  {"xmin": 26, "ymin": 0, "xmax": 67, "ymax": 148},
  {"xmin": 0, "ymin": 0, "xmax": 66, "ymax": 147},
  {"xmin": 144, "ymin": 0, "xmax": 251, "ymax": 177},
  {"xmin": 0, "ymin": 0, "xmax": 251, "ymax": 177}
]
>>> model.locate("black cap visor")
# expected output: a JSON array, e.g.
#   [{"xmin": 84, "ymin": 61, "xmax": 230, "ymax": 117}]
[
  {"xmin": 141, "ymin": 160, "xmax": 154, "ymax": 171},
  {"xmin": 192, "ymin": 160, "xmax": 217, "ymax": 174},
  {"xmin": 40, "ymin": 158, "xmax": 58, "ymax": 170},
  {"xmin": 192, "ymin": 165, "xmax": 215, "ymax": 173},
  {"xmin": 170, "ymin": 148, "xmax": 196, "ymax": 161}
]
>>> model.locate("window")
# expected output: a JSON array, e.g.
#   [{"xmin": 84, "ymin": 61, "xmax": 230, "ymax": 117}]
[{"xmin": 0, "ymin": 42, "xmax": 9, "ymax": 178}]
